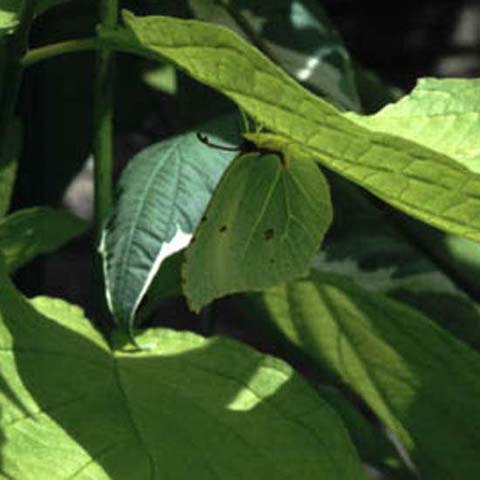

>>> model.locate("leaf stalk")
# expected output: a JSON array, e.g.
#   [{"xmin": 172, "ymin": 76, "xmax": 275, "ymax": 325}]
[{"xmin": 21, "ymin": 38, "xmax": 99, "ymax": 68}]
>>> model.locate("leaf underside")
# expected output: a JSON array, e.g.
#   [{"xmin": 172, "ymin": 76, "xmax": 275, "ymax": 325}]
[{"xmin": 101, "ymin": 115, "xmax": 239, "ymax": 328}]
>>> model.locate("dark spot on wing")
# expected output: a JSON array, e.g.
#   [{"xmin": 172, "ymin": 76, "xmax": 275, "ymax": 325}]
[
  {"xmin": 219, "ymin": 225, "xmax": 227, "ymax": 233},
  {"xmin": 264, "ymin": 228, "xmax": 274, "ymax": 240}
]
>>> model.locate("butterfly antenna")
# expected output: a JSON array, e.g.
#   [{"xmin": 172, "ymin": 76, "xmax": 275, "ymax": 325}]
[{"xmin": 196, "ymin": 133, "xmax": 242, "ymax": 152}]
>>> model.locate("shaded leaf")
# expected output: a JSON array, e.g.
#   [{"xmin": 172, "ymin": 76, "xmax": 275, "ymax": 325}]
[
  {"xmin": 0, "ymin": 260, "xmax": 365, "ymax": 479},
  {"xmin": 35, "ymin": 0, "xmax": 72, "ymax": 15},
  {"xmin": 107, "ymin": 12, "xmax": 480, "ymax": 243},
  {"xmin": 101, "ymin": 115, "xmax": 240, "ymax": 329},
  {"xmin": 258, "ymin": 270, "xmax": 480, "ymax": 479},
  {"xmin": 315, "ymin": 176, "xmax": 480, "ymax": 350},
  {"xmin": 319, "ymin": 386, "xmax": 414, "ymax": 480},
  {"xmin": 0, "ymin": 207, "xmax": 86, "ymax": 272},
  {"xmin": 183, "ymin": 150, "xmax": 332, "ymax": 312},
  {"xmin": 188, "ymin": 0, "xmax": 360, "ymax": 110},
  {"xmin": 352, "ymin": 64, "xmax": 402, "ymax": 114},
  {"xmin": 137, "ymin": 249, "xmax": 184, "ymax": 324}
]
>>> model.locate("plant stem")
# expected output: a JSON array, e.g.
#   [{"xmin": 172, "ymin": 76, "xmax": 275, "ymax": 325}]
[
  {"xmin": 21, "ymin": 38, "xmax": 99, "ymax": 68},
  {"xmin": 93, "ymin": 0, "xmax": 118, "ymax": 333},
  {"xmin": 93, "ymin": 0, "xmax": 118, "ymax": 241},
  {"xmin": 0, "ymin": 1, "xmax": 35, "ymax": 145}
]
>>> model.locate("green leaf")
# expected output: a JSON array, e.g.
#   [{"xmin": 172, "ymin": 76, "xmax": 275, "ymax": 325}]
[
  {"xmin": 110, "ymin": 12, "xmax": 480, "ymax": 243},
  {"xmin": 0, "ymin": 207, "xmax": 86, "ymax": 272},
  {"xmin": 0, "ymin": 262, "xmax": 366, "ymax": 479},
  {"xmin": 183, "ymin": 150, "xmax": 332, "ymax": 312},
  {"xmin": 319, "ymin": 387, "xmax": 413, "ymax": 480},
  {"xmin": 143, "ymin": 64, "xmax": 177, "ymax": 95},
  {"xmin": 0, "ymin": 0, "xmax": 20, "ymax": 34},
  {"xmin": 315, "ymin": 176, "xmax": 480, "ymax": 350},
  {"xmin": 0, "ymin": 118, "xmax": 20, "ymax": 217},
  {"xmin": 188, "ymin": 0, "xmax": 361, "ymax": 110},
  {"xmin": 346, "ymin": 78, "xmax": 480, "ymax": 171},
  {"xmin": 0, "ymin": 0, "xmax": 67, "ymax": 35},
  {"xmin": 258, "ymin": 270, "xmax": 480, "ymax": 479},
  {"xmin": 101, "ymin": 115, "xmax": 240, "ymax": 329}
]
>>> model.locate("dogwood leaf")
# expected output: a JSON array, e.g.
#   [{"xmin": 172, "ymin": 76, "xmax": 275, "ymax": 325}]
[{"xmin": 101, "ymin": 115, "xmax": 239, "ymax": 329}]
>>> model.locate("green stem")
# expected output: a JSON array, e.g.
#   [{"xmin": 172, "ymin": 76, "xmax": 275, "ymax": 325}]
[
  {"xmin": 0, "ymin": 1, "xmax": 35, "ymax": 144},
  {"xmin": 93, "ymin": 0, "xmax": 118, "ymax": 240},
  {"xmin": 21, "ymin": 38, "xmax": 99, "ymax": 68},
  {"xmin": 93, "ymin": 0, "xmax": 118, "ymax": 333}
]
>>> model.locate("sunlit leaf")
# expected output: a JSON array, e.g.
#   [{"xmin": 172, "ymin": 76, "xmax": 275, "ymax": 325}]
[
  {"xmin": 0, "ymin": 259, "xmax": 365, "ymax": 479},
  {"xmin": 346, "ymin": 78, "xmax": 480, "ymax": 171}
]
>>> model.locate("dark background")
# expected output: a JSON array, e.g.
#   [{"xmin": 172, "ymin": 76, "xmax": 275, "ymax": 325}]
[{"xmin": 322, "ymin": 0, "xmax": 479, "ymax": 88}]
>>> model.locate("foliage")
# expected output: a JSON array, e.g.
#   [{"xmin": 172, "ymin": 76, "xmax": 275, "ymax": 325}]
[{"xmin": 1, "ymin": 0, "xmax": 480, "ymax": 478}]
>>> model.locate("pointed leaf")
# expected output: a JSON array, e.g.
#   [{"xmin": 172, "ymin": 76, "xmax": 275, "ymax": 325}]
[
  {"xmin": 0, "ymin": 207, "xmax": 86, "ymax": 272},
  {"xmin": 0, "ymin": 261, "xmax": 365, "ymax": 479},
  {"xmin": 101, "ymin": 116, "xmax": 240, "ymax": 328},
  {"xmin": 107, "ymin": 13, "xmax": 480, "ymax": 243},
  {"xmin": 183, "ymin": 151, "xmax": 332, "ymax": 311},
  {"xmin": 257, "ymin": 271, "xmax": 480, "ymax": 479}
]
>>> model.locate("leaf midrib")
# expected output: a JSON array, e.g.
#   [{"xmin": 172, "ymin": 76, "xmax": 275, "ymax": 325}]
[
  {"xmin": 112, "ymin": 356, "xmax": 157, "ymax": 479},
  {"xmin": 112, "ymin": 141, "xmax": 178, "ymax": 323}
]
